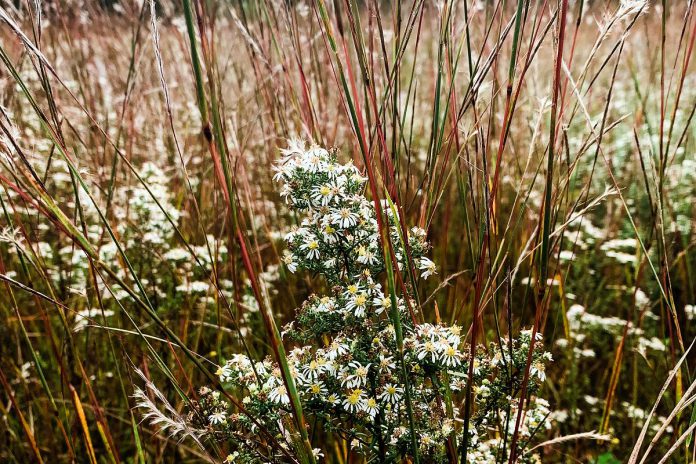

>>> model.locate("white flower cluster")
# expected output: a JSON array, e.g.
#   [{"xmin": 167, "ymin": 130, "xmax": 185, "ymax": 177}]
[
  {"xmin": 181, "ymin": 140, "xmax": 552, "ymax": 463},
  {"xmin": 405, "ymin": 323, "xmax": 464, "ymax": 368},
  {"xmin": 23, "ymin": 157, "xmax": 237, "ymax": 327},
  {"xmin": 467, "ymin": 397, "xmax": 551, "ymax": 463},
  {"xmin": 275, "ymin": 138, "xmax": 433, "ymax": 282},
  {"xmin": 114, "ymin": 162, "xmax": 180, "ymax": 247},
  {"xmin": 664, "ymin": 157, "xmax": 696, "ymax": 236},
  {"xmin": 556, "ymin": 303, "xmax": 666, "ymax": 359},
  {"xmin": 600, "ymin": 238, "xmax": 639, "ymax": 265}
]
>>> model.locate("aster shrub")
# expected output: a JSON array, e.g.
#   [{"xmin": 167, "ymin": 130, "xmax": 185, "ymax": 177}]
[{"xmin": 168, "ymin": 141, "xmax": 554, "ymax": 463}]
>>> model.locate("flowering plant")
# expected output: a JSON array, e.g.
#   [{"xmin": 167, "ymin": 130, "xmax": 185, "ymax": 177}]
[{"xmin": 142, "ymin": 140, "xmax": 553, "ymax": 463}]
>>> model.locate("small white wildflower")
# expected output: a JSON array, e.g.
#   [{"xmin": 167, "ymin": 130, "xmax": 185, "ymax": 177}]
[
  {"xmin": 300, "ymin": 237, "xmax": 321, "ymax": 260},
  {"xmin": 307, "ymin": 381, "xmax": 328, "ymax": 398},
  {"xmin": 332, "ymin": 207, "xmax": 359, "ymax": 229},
  {"xmin": 416, "ymin": 339, "xmax": 439, "ymax": 363},
  {"xmin": 379, "ymin": 384, "xmax": 403, "ymax": 404},
  {"xmin": 208, "ymin": 411, "xmax": 226, "ymax": 425},
  {"xmin": 311, "ymin": 184, "xmax": 336, "ymax": 206},
  {"xmin": 342, "ymin": 362, "xmax": 370, "ymax": 388},
  {"xmin": 343, "ymin": 388, "xmax": 366, "ymax": 413},
  {"xmin": 346, "ymin": 292, "xmax": 369, "ymax": 318},
  {"xmin": 268, "ymin": 385, "xmax": 290, "ymax": 405},
  {"xmin": 440, "ymin": 344, "xmax": 462, "ymax": 367},
  {"xmin": 418, "ymin": 257, "xmax": 437, "ymax": 279},
  {"xmin": 356, "ymin": 245, "xmax": 378, "ymax": 266},
  {"xmin": 530, "ymin": 360, "xmax": 546, "ymax": 382},
  {"xmin": 283, "ymin": 251, "xmax": 298, "ymax": 273},
  {"xmin": 373, "ymin": 294, "xmax": 392, "ymax": 314},
  {"xmin": 364, "ymin": 397, "xmax": 379, "ymax": 419}
]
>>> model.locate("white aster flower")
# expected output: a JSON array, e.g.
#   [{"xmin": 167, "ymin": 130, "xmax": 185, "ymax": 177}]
[
  {"xmin": 208, "ymin": 411, "xmax": 227, "ymax": 425},
  {"xmin": 311, "ymin": 184, "xmax": 336, "ymax": 206},
  {"xmin": 416, "ymin": 340, "xmax": 439, "ymax": 363},
  {"xmin": 373, "ymin": 294, "xmax": 392, "ymax": 314},
  {"xmin": 332, "ymin": 207, "xmax": 359, "ymax": 228},
  {"xmin": 364, "ymin": 397, "xmax": 379, "ymax": 418},
  {"xmin": 379, "ymin": 383, "xmax": 403, "ymax": 404},
  {"xmin": 316, "ymin": 296, "xmax": 335, "ymax": 312},
  {"xmin": 343, "ymin": 388, "xmax": 366, "ymax": 413},
  {"xmin": 300, "ymin": 237, "xmax": 321, "ymax": 259},
  {"xmin": 268, "ymin": 385, "xmax": 290, "ymax": 405},
  {"xmin": 327, "ymin": 339, "xmax": 349, "ymax": 360},
  {"xmin": 418, "ymin": 257, "xmax": 437, "ymax": 279},
  {"xmin": 342, "ymin": 362, "xmax": 370, "ymax": 388},
  {"xmin": 307, "ymin": 381, "xmax": 328, "ymax": 398},
  {"xmin": 321, "ymin": 223, "xmax": 339, "ymax": 243},
  {"xmin": 440, "ymin": 344, "xmax": 462, "ymax": 367},
  {"xmin": 530, "ymin": 360, "xmax": 546, "ymax": 382},
  {"xmin": 346, "ymin": 292, "xmax": 369, "ymax": 318},
  {"xmin": 282, "ymin": 251, "xmax": 298, "ymax": 273},
  {"xmin": 356, "ymin": 245, "xmax": 378, "ymax": 266}
]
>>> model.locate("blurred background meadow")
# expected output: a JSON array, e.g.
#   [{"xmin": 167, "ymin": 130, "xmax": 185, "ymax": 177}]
[{"xmin": 1, "ymin": 0, "xmax": 696, "ymax": 462}]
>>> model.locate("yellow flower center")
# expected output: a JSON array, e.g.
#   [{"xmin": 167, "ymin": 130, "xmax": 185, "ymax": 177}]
[{"xmin": 347, "ymin": 389, "xmax": 363, "ymax": 404}]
